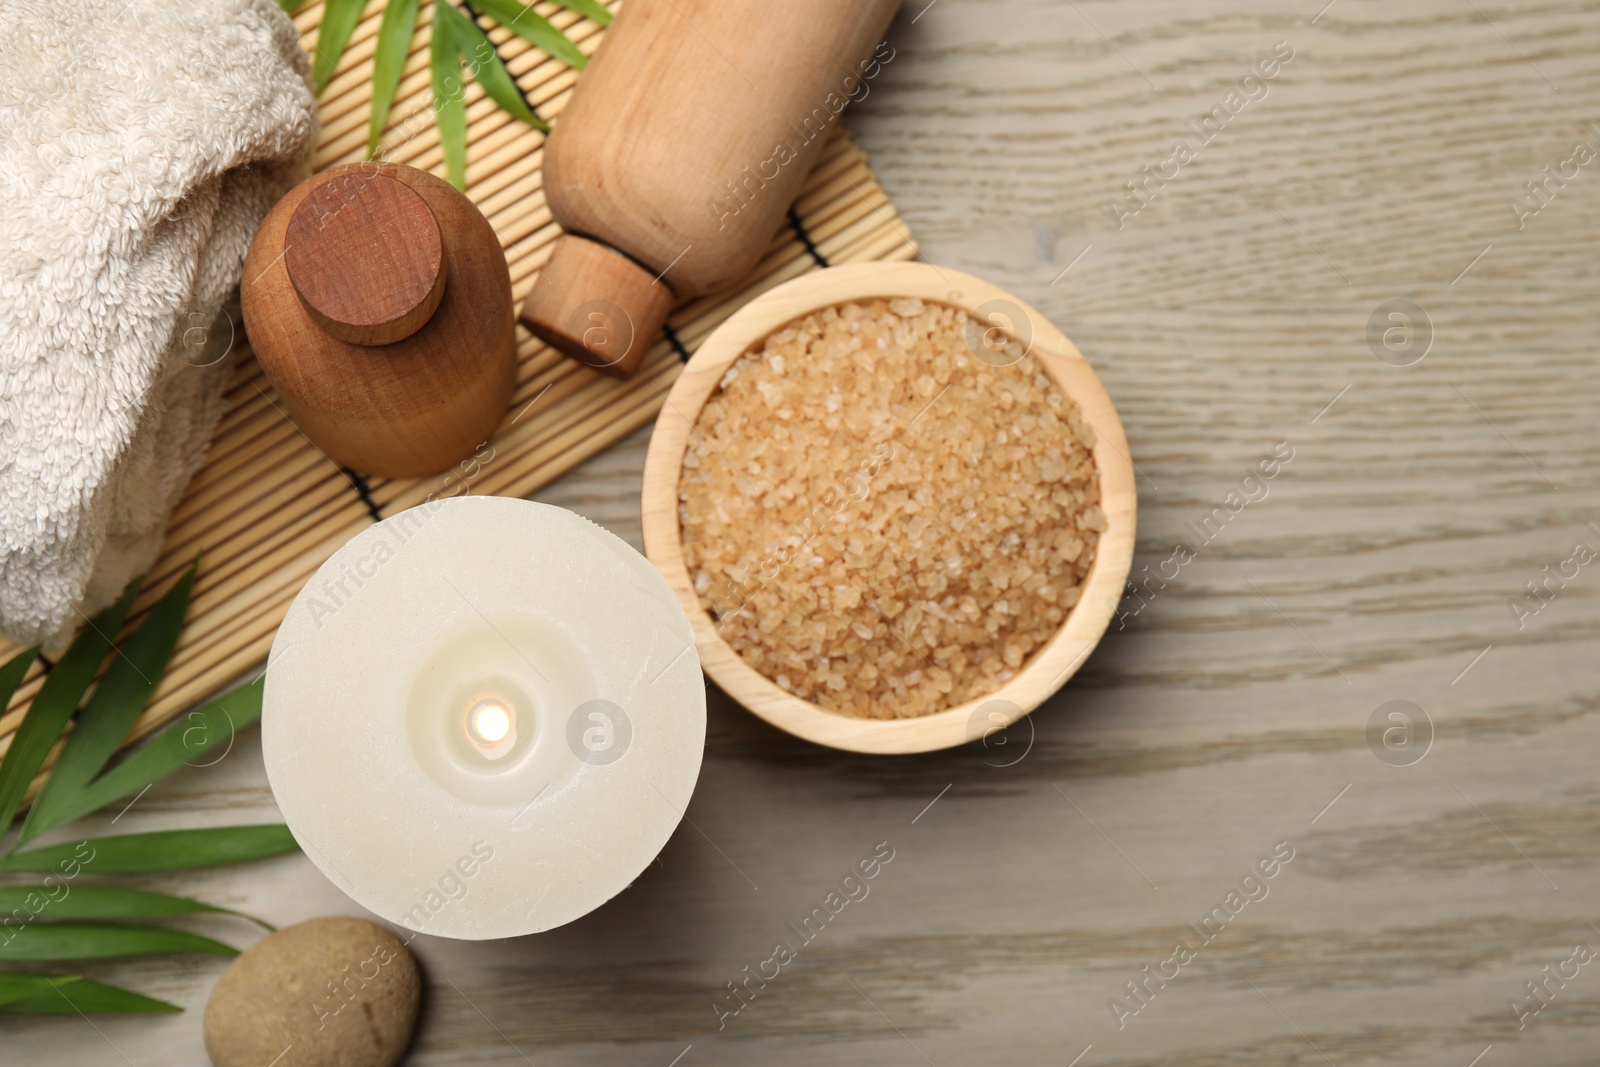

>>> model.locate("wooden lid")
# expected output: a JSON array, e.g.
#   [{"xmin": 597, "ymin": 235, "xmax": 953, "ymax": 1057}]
[
  {"xmin": 518, "ymin": 235, "xmax": 674, "ymax": 378},
  {"xmin": 284, "ymin": 172, "xmax": 447, "ymax": 347}
]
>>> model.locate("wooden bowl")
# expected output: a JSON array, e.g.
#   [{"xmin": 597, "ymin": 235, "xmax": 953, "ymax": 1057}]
[{"xmin": 641, "ymin": 262, "xmax": 1136, "ymax": 753}]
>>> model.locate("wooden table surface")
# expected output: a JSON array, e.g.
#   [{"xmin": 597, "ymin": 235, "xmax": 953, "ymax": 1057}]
[{"xmin": 14, "ymin": 1, "xmax": 1600, "ymax": 1063}]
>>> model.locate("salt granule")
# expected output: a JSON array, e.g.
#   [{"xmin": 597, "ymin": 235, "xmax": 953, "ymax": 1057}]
[{"xmin": 679, "ymin": 299, "xmax": 1101, "ymax": 719}]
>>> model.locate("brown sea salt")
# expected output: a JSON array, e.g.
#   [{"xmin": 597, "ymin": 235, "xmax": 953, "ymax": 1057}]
[{"xmin": 678, "ymin": 297, "xmax": 1102, "ymax": 719}]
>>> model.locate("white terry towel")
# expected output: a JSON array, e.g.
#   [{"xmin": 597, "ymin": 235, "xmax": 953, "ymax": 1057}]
[{"xmin": 0, "ymin": 0, "xmax": 318, "ymax": 649}]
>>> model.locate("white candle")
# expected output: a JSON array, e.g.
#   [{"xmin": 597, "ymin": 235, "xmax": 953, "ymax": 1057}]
[{"xmin": 262, "ymin": 497, "xmax": 706, "ymax": 939}]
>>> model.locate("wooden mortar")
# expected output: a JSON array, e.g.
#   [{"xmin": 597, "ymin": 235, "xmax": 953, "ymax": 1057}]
[
  {"xmin": 640, "ymin": 263, "xmax": 1137, "ymax": 754},
  {"xmin": 242, "ymin": 163, "xmax": 515, "ymax": 478}
]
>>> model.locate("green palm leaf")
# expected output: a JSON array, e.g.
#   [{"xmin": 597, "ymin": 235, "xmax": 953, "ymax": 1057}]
[
  {"xmin": 442, "ymin": 1, "xmax": 549, "ymax": 127},
  {"xmin": 0, "ymin": 885, "xmax": 271, "ymax": 930},
  {"xmin": 0, "ymin": 825, "xmax": 298, "ymax": 875},
  {"xmin": 23, "ymin": 563, "xmax": 197, "ymax": 843},
  {"xmin": 0, "ymin": 566, "xmax": 290, "ymax": 1012},
  {"xmin": 0, "ymin": 975, "xmax": 179, "ymax": 1013},
  {"xmin": 368, "ymin": 0, "xmax": 421, "ymax": 157},
  {"xmin": 550, "ymin": 0, "xmax": 611, "ymax": 26},
  {"xmin": 35, "ymin": 679, "xmax": 264, "ymax": 835},
  {"xmin": 0, "ymin": 577, "xmax": 141, "ymax": 837},
  {"xmin": 431, "ymin": 2, "xmax": 471, "ymax": 189},
  {"xmin": 296, "ymin": 0, "xmax": 598, "ymax": 186},
  {"xmin": 0, "ymin": 973, "xmax": 71, "ymax": 1008},
  {"xmin": 470, "ymin": 0, "xmax": 587, "ymax": 69},
  {"xmin": 0, "ymin": 924, "xmax": 237, "ymax": 962},
  {"xmin": 0, "ymin": 646, "xmax": 37, "ymax": 712},
  {"xmin": 313, "ymin": 0, "xmax": 370, "ymax": 94}
]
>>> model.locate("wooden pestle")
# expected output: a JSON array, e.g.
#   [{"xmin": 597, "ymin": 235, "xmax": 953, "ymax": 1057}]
[
  {"xmin": 520, "ymin": 0, "xmax": 902, "ymax": 377},
  {"xmin": 242, "ymin": 163, "xmax": 516, "ymax": 479}
]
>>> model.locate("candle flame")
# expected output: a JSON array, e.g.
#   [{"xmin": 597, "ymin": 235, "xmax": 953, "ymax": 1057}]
[{"xmin": 467, "ymin": 700, "xmax": 513, "ymax": 745}]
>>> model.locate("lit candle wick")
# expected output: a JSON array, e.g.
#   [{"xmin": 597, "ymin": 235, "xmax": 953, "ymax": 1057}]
[{"xmin": 466, "ymin": 699, "xmax": 513, "ymax": 747}]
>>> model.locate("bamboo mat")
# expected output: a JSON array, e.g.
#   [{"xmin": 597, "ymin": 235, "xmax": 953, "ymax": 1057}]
[{"xmin": 0, "ymin": 1, "xmax": 917, "ymax": 791}]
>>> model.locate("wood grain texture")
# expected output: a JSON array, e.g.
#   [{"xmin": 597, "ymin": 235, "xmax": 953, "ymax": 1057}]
[
  {"xmin": 542, "ymin": 0, "xmax": 902, "ymax": 293},
  {"xmin": 521, "ymin": 0, "xmax": 901, "ymax": 369},
  {"xmin": 243, "ymin": 163, "xmax": 516, "ymax": 477},
  {"xmin": 9, "ymin": 1, "xmax": 1600, "ymax": 1064},
  {"xmin": 285, "ymin": 172, "xmax": 446, "ymax": 345},
  {"xmin": 519, "ymin": 234, "xmax": 674, "ymax": 375},
  {"xmin": 639, "ymin": 261, "xmax": 1137, "ymax": 753}
]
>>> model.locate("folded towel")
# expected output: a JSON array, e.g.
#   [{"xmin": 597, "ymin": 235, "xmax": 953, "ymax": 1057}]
[{"xmin": 0, "ymin": 0, "xmax": 317, "ymax": 648}]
